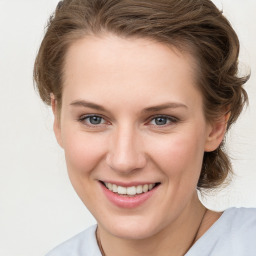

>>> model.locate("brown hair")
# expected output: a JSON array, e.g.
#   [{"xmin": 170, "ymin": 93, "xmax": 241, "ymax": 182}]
[{"xmin": 34, "ymin": 0, "xmax": 249, "ymax": 189}]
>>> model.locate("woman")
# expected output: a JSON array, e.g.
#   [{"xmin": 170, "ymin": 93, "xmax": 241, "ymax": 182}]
[{"xmin": 34, "ymin": 0, "xmax": 255, "ymax": 255}]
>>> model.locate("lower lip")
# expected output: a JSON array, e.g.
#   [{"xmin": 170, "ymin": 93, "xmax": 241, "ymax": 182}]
[{"xmin": 100, "ymin": 182, "xmax": 159, "ymax": 209}]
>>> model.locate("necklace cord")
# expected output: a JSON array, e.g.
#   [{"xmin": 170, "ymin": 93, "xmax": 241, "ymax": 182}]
[
  {"xmin": 96, "ymin": 227, "xmax": 106, "ymax": 256},
  {"xmin": 189, "ymin": 208, "xmax": 207, "ymax": 248}
]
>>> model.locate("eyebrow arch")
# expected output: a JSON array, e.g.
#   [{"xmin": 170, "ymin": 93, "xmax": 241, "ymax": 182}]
[
  {"xmin": 70, "ymin": 100, "xmax": 107, "ymax": 111},
  {"xmin": 143, "ymin": 102, "xmax": 188, "ymax": 112}
]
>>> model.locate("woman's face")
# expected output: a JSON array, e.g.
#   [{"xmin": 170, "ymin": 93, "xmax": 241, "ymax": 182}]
[{"xmin": 54, "ymin": 34, "xmax": 222, "ymax": 239}]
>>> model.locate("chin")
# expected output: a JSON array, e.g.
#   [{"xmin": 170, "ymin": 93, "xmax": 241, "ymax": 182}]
[{"xmin": 99, "ymin": 216, "xmax": 162, "ymax": 240}]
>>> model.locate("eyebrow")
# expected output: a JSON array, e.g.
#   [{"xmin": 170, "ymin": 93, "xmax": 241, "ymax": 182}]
[
  {"xmin": 143, "ymin": 102, "xmax": 188, "ymax": 112},
  {"xmin": 70, "ymin": 100, "xmax": 107, "ymax": 111},
  {"xmin": 70, "ymin": 100, "xmax": 188, "ymax": 112}
]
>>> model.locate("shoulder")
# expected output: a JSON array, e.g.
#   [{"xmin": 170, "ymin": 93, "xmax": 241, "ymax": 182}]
[
  {"xmin": 45, "ymin": 224, "xmax": 101, "ymax": 256},
  {"xmin": 213, "ymin": 207, "xmax": 256, "ymax": 245},
  {"xmin": 186, "ymin": 207, "xmax": 256, "ymax": 256},
  {"xmin": 223, "ymin": 207, "xmax": 256, "ymax": 232},
  {"xmin": 215, "ymin": 207, "xmax": 256, "ymax": 254}
]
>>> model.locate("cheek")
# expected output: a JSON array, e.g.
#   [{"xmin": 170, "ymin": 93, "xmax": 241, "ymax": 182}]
[
  {"xmin": 148, "ymin": 131, "xmax": 206, "ymax": 177},
  {"xmin": 61, "ymin": 128, "xmax": 107, "ymax": 176},
  {"xmin": 61, "ymin": 129, "xmax": 108, "ymax": 206}
]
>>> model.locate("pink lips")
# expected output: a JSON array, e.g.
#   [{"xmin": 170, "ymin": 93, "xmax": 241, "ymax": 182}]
[{"xmin": 100, "ymin": 182, "xmax": 159, "ymax": 209}]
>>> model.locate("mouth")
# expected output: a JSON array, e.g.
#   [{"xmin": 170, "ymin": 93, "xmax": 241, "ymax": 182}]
[{"xmin": 100, "ymin": 181, "xmax": 161, "ymax": 197}]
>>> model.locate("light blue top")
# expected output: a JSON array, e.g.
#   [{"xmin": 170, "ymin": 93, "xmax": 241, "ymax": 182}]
[{"xmin": 46, "ymin": 207, "xmax": 256, "ymax": 256}]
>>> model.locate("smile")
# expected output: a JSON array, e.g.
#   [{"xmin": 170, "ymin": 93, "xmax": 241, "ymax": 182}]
[
  {"xmin": 100, "ymin": 181, "xmax": 161, "ymax": 208},
  {"xmin": 102, "ymin": 182, "xmax": 160, "ymax": 196}
]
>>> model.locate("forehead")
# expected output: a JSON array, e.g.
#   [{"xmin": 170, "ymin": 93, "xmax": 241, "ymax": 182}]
[
  {"xmin": 64, "ymin": 34, "xmax": 197, "ymax": 79},
  {"xmin": 62, "ymin": 34, "xmax": 202, "ymax": 111}
]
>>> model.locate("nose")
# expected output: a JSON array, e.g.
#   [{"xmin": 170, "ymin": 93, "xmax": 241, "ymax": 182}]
[{"xmin": 106, "ymin": 125, "xmax": 146, "ymax": 174}]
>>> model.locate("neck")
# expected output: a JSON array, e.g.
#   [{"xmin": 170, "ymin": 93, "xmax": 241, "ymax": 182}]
[{"xmin": 97, "ymin": 194, "xmax": 207, "ymax": 256}]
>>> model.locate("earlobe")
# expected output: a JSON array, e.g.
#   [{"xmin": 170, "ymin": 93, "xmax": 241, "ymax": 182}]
[
  {"xmin": 51, "ymin": 94, "xmax": 63, "ymax": 148},
  {"xmin": 204, "ymin": 112, "xmax": 230, "ymax": 152}
]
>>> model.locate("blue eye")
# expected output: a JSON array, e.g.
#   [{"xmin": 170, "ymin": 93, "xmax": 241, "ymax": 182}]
[
  {"xmin": 153, "ymin": 117, "xmax": 168, "ymax": 125},
  {"xmin": 87, "ymin": 116, "xmax": 103, "ymax": 125},
  {"xmin": 79, "ymin": 115, "xmax": 106, "ymax": 126},
  {"xmin": 150, "ymin": 116, "xmax": 176, "ymax": 126}
]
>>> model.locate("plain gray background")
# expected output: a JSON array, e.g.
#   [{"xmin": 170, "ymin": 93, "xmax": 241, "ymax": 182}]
[{"xmin": 0, "ymin": 0, "xmax": 255, "ymax": 255}]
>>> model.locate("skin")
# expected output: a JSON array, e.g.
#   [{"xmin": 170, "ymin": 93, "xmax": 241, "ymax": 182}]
[{"xmin": 52, "ymin": 34, "xmax": 227, "ymax": 256}]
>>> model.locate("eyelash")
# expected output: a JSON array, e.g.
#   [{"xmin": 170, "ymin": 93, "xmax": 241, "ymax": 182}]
[{"xmin": 78, "ymin": 114, "xmax": 178, "ymax": 128}]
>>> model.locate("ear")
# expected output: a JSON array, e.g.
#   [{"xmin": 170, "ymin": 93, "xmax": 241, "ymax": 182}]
[
  {"xmin": 204, "ymin": 112, "xmax": 230, "ymax": 152},
  {"xmin": 51, "ymin": 94, "xmax": 63, "ymax": 148}
]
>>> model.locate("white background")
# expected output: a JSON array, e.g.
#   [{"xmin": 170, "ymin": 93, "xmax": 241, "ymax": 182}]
[{"xmin": 0, "ymin": 0, "xmax": 255, "ymax": 255}]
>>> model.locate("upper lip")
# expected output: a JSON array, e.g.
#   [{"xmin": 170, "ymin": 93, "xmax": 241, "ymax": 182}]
[{"xmin": 99, "ymin": 180, "xmax": 160, "ymax": 187}]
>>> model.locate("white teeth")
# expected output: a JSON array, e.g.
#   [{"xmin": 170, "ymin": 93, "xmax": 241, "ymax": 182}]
[
  {"xmin": 136, "ymin": 185, "xmax": 143, "ymax": 194},
  {"xmin": 143, "ymin": 184, "xmax": 149, "ymax": 193},
  {"xmin": 117, "ymin": 186, "xmax": 127, "ymax": 195},
  {"xmin": 104, "ymin": 182, "xmax": 158, "ymax": 196},
  {"xmin": 106, "ymin": 183, "xmax": 112, "ymax": 190},
  {"xmin": 112, "ymin": 184, "xmax": 118, "ymax": 193},
  {"xmin": 127, "ymin": 186, "xmax": 136, "ymax": 196}
]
